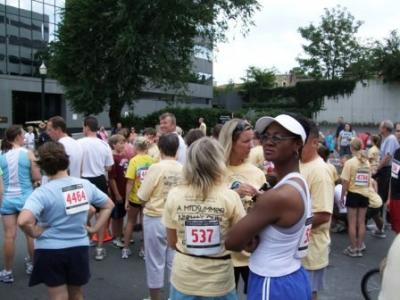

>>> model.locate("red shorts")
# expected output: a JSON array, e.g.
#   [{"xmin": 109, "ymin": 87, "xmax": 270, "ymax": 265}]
[{"xmin": 389, "ymin": 199, "xmax": 400, "ymax": 234}]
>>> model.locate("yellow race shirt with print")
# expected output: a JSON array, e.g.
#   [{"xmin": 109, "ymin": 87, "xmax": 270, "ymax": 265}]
[
  {"xmin": 147, "ymin": 143, "xmax": 161, "ymax": 162},
  {"xmin": 137, "ymin": 159, "xmax": 183, "ymax": 217},
  {"xmin": 226, "ymin": 163, "xmax": 266, "ymax": 267},
  {"xmin": 163, "ymin": 185, "xmax": 245, "ymax": 297},
  {"xmin": 340, "ymin": 157, "xmax": 371, "ymax": 199},
  {"xmin": 368, "ymin": 145, "xmax": 380, "ymax": 173},
  {"xmin": 300, "ymin": 157, "xmax": 334, "ymax": 270},
  {"xmin": 125, "ymin": 154, "xmax": 154, "ymax": 205},
  {"xmin": 247, "ymin": 145, "xmax": 265, "ymax": 171}
]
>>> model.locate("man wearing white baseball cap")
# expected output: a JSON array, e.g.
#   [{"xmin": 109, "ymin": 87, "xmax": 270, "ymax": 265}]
[{"xmin": 226, "ymin": 114, "xmax": 313, "ymax": 300}]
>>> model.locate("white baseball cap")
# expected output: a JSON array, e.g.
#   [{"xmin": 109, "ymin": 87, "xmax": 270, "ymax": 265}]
[{"xmin": 255, "ymin": 114, "xmax": 307, "ymax": 144}]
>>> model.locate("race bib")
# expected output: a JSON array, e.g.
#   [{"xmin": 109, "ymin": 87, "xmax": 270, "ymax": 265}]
[
  {"xmin": 392, "ymin": 159, "xmax": 400, "ymax": 179},
  {"xmin": 137, "ymin": 168, "xmax": 148, "ymax": 183},
  {"xmin": 62, "ymin": 184, "xmax": 89, "ymax": 215},
  {"xmin": 184, "ymin": 219, "xmax": 221, "ymax": 256},
  {"xmin": 355, "ymin": 170, "xmax": 369, "ymax": 187},
  {"xmin": 295, "ymin": 217, "xmax": 312, "ymax": 259}
]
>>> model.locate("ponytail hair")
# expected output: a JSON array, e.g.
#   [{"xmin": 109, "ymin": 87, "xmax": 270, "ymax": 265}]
[
  {"xmin": 351, "ymin": 137, "xmax": 368, "ymax": 164},
  {"xmin": 1, "ymin": 125, "xmax": 23, "ymax": 153}
]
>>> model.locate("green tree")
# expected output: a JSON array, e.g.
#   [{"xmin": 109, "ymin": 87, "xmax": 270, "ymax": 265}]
[
  {"xmin": 49, "ymin": 0, "xmax": 260, "ymax": 125},
  {"xmin": 374, "ymin": 30, "xmax": 400, "ymax": 82},
  {"xmin": 241, "ymin": 66, "xmax": 276, "ymax": 101},
  {"xmin": 297, "ymin": 6, "xmax": 362, "ymax": 79}
]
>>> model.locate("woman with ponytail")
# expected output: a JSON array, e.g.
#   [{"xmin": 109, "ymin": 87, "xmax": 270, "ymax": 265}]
[
  {"xmin": 0, "ymin": 125, "xmax": 41, "ymax": 282},
  {"xmin": 340, "ymin": 137, "xmax": 371, "ymax": 257}
]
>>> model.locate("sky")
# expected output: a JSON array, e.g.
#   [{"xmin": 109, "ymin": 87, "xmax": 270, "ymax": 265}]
[{"xmin": 213, "ymin": 0, "xmax": 399, "ymax": 85}]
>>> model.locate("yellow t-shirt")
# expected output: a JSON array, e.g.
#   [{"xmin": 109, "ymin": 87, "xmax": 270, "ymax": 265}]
[
  {"xmin": 368, "ymin": 145, "xmax": 380, "ymax": 173},
  {"xmin": 327, "ymin": 162, "xmax": 339, "ymax": 183},
  {"xmin": 147, "ymin": 144, "xmax": 160, "ymax": 162},
  {"xmin": 125, "ymin": 154, "xmax": 154, "ymax": 204},
  {"xmin": 247, "ymin": 145, "xmax": 265, "ymax": 171},
  {"xmin": 300, "ymin": 157, "xmax": 334, "ymax": 270},
  {"xmin": 226, "ymin": 162, "xmax": 266, "ymax": 267},
  {"xmin": 340, "ymin": 157, "xmax": 371, "ymax": 198},
  {"xmin": 137, "ymin": 159, "xmax": 183, "ymax": 217},
  {"xmin": 163, "ymin": 185, "xmax": 245, "ymax": 297}
]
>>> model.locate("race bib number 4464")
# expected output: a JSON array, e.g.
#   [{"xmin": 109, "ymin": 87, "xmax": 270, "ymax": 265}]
[
  {"xmin": 62, "ymin": 184, "xmax": 89, "ymax": 215},
  {"xmin": 184, "ymin": 219, "xmax": 221, "ymax": 256}
]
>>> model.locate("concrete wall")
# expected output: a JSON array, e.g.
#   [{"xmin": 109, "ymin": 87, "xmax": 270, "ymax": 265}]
[{"xmin": 315, "ymin": 79, "xmax": 400, "ymax": 124}]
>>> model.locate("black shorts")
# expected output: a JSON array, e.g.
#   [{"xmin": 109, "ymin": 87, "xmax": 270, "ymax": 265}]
[
  {"xmin": 82, "ymin": 175, "xmax": 108, "ymax": 212},
  {"xmin": 111, "ymin": 202, "xmax": 126, "ymax": 220},
  {"xmin": 129, "ymin": 201, "xmax": 142, "ymax": 209},
  {"xmin": 346, "ymin": 191, "xmax": 369, "ymax": 208},
  {"xmin": 29, "ymin": 246, "xmax": 90, "ymax": 287}
]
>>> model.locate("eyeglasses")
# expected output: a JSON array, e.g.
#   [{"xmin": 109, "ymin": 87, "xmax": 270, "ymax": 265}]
[
  {"xmin": 232, "ymin": 121, "xmax": 253, "ymax": 137},
  {"xmin": 260, "ymin": 134, "xmax": 297, "ymax": 144}
]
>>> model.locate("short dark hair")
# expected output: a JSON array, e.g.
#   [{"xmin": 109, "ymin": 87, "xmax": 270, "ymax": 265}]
[
  {"xmin": 158, "ymin": 133, "xmax": 179, "ymax": 157},
  {"xmin": 159, "ymin": 112, "xmax": 176, "ymax": 125},
  {"xmin": 37, "ymin": 141, "xmax": 69, "ymax": 176},
  {"xmin": 317, "ymin": 144, "xmax": 330, "ymax": 162},
  {"xmin": 84, "ymin": 116, "xmax": 99, "ymax": 132},
  {"xmin": 212, "ymin": 124, "xmax": 223, "ymax": 139},
  {"xmin": 48, "ymin": 116, "xmax": 67, "ymax": 133},
  {"xmin": 185, "ymin": 129, "xmax": 205, "ymax": 147},
  {"xmin": 143, "ymin": 127, "xmax": 156, "ymax": 136}
]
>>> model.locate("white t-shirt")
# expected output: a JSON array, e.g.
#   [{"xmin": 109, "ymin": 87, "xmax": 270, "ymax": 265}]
[
  {"xmin": 176, "ymin": 133, "xmax": 187, "ymax": 165},
  {"xmin": 59, "ymin": 136, "xmax": 83, "ymax": 178},
  {"xmin": 24, "ymin": 132, "xmax": 35, "ymax": 150},
  {"xmin": 78, "ymin": 137, "xmax": 114, "ymax": 177}
]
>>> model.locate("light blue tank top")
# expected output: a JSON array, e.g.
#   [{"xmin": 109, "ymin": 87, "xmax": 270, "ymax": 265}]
[{"xmin": 0, "ymin": 147, "xmax": 33, "ymax": 200}]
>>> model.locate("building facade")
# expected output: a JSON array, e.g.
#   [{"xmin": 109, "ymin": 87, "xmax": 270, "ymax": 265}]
[{"xmin": 0, "ymin": 0, "xmax": 212, "ymax": 132}]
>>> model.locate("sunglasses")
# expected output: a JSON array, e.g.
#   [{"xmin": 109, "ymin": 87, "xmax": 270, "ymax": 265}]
[
  {"xmin": 232, "ymin": 120, "xmax": 253, "ymax": 138},
  {"xmin": 260, "ymin": 134, "xmax": 297, "ymax": 144}
]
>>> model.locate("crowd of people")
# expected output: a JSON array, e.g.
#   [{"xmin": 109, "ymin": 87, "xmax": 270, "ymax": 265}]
[{"xmin": 0, "ymin": 112, "xmax": 399, "ymax": 300}]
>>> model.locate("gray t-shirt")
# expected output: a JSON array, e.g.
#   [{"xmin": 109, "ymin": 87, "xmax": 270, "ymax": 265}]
[{"xmin": 380, "ymin": 134, "xmax": 399, "ymax": 166}]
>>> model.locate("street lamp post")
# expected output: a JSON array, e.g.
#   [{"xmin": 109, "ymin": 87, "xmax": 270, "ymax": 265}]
[{"xmin": 39, "ymin": 61, "xmax": 47, "ymax": 121}]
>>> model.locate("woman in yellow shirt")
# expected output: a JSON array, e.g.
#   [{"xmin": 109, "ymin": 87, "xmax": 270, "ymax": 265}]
[
  {"xmin": 340, "ymin": 138, "xmax": 371, "ymax": 257},
  {"xmin": 163, "ymin": 137, "xmax": 245, "ymax": 299},
  {"xmin": 218, "ymin": 119, "xmax": 267, "ymax": 294}
]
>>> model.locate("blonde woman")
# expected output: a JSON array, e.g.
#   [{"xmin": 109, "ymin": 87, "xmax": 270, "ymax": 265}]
[
  {"xmin": 340, "ymin": 138, "xmax": 371, "ymax": 257},
  {"xmin": 163, "ymin": 137, "xmax": 245, "ymax": 299},
  {"xmin": 123, "ymin": 136, "xmax": 154, "ymax": 259},
  {"xmin": 218, "ymin": 119, "xmax": 266, "ymax": 294}
]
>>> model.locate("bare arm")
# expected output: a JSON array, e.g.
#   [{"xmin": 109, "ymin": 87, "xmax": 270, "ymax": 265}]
[
  {"xmin": 225, "ymin": 185, "xmax": 304, "ymax": 251},
  {"xmin": 0, "ymin": 176, "xmax": 3, "ymax": 202},
  {"xmin": 166, "ymin": 228, "xmax": 177, "ymax": 250},
  {"xmin": 312, "ymin": 212, "xmax": 331, "ymax": 228},
  {"xmin": 18, "ymin": 210, "xmax": 46, "ymax": 238},
  {"xmin": 125, "ymin": 180, "xmax": 134, "ymax": 210},
  {"xmin": 109, "ymin": 178, "xmax": 123, "ymax": 203},
  {"xmin": 28, "ymin": 150, "xmax": 41, "ymax": 182},
  {"xmin": 377, "ymin": 154, "xmax": 392, "ymax": 171},
  {"xmin": 86, "ymin": 198, "xmax": 114, "ymax": 234}
]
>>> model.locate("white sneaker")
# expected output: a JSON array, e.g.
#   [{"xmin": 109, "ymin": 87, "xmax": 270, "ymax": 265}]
[
  {"xmin": 24, "ymin": 257, "xmax": 33, "ymax": 275},
  {"xmin": 138, "ymin": 249, "xmax": 145, "ymax": 260},
  {"xmin": 95, "ymin": 247, "xmax": 106, "ymax": 261},
  {"xmin": 112, "ymin": 238, "xmax": 124, "ymax": 248},
  {"xmin": 0, "ymin": 269, "xmax": 14, "ymax": 283},
  {"xmin": 121, "ymin": 248, "xmax": 132, "ymax": 259}
]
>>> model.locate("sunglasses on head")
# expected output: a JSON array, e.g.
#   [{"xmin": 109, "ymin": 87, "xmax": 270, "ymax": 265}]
[{"xmin": 232, "ymin": 120, "xmax": 253, "ymax": 137}]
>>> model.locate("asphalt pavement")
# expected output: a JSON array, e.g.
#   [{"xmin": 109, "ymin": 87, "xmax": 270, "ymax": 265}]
[{"xmin": 0, "ymin": 222, "xmax": 395, "ymax": 300}]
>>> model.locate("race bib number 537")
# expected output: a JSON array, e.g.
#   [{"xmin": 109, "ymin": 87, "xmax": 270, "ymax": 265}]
[
  {"xmin": 62, "ymin": 184, "xmax": 89, "ymax": 215},
  {"xmin": 184, "ymin": 219, "xmax": 221, "ymax": 256}
]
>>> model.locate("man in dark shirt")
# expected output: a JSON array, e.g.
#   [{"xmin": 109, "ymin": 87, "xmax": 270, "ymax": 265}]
[{"xmin": 389, "ymin": 147, "xmax": 400, "ymax": 233}]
